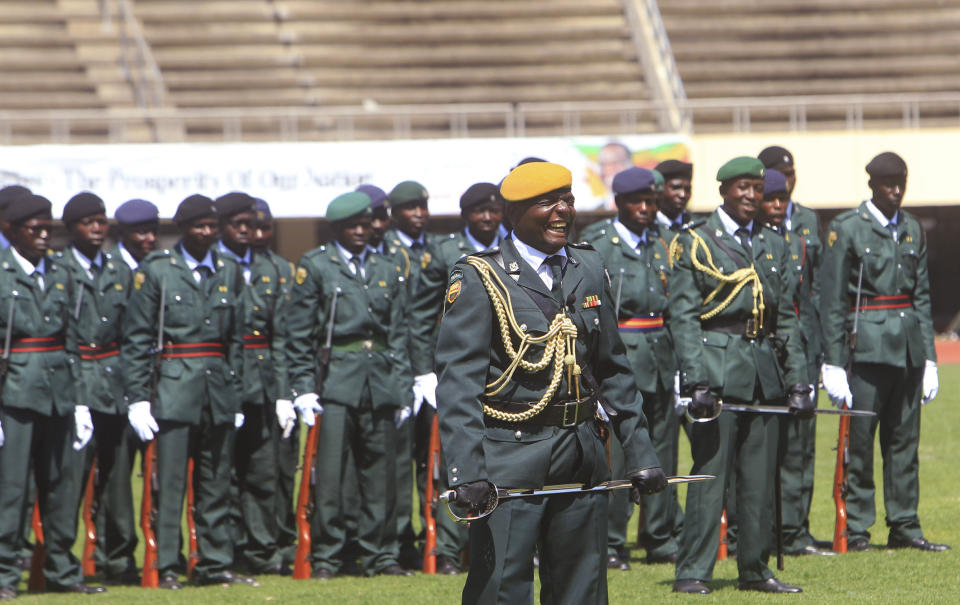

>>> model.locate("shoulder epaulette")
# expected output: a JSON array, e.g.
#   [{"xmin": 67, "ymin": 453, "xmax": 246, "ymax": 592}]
[
  {"xmin": 473, "ymin": 246, "xmax": 500, "ymax": 257},
  {"xmin": 569, "ymin": 241, "xmax": 595, "ymax": 250},
  {"xmin": 835, "ymin": 209, "xmax": 859, "ymax": 223}
]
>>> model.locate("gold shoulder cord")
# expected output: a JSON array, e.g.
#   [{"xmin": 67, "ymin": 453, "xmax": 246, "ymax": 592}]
[
  {"xmin": 465, "ymin": 256, "xmax": 580, "ymax": 422},
  {"xmin": 685, "ymin": 230, "xmax": 765, "ymax": 328}
]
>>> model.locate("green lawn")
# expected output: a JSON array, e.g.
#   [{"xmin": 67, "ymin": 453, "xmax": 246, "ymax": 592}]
[{"xmin": 14, "ymin": 365, "xmax": 960, "ymax": 603}]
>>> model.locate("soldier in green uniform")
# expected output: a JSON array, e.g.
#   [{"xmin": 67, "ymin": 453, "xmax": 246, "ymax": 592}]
[
  {"xmin": 578, "ymin": 171, "xmax": 664, "ymax": 243},
  {"xmin": 437, "ymin": 162, "xmax": 666, "ymax": 605},
  {"xmin": 586, "ymin": 168, "xmax": 681, "ymax": 569},
  {"xmin": 124, "ymin": 194, "xmax": 253, "ymax": 589},
  {"xmin": 286, "ymin": 191, "xmax": 413, "ymax": 579},
  {"xmin": 655, "ymin": 160, "xmax": 695, "ymax": 233},
  {"xmin": 670, "ymin": 157, "xmax": 811, "ymax": 594},
  {"xmin": 819, "ymin": 152, "xmax": 948, "ymax": 552},
  {"xmin": 110, "ymin": 199, "xmax": 159, "ymax": 270},
  {"xmin": 756, "ymin": 165, "xmax": 834, "ymax": 557},
  {"xmin": 385, "ymin": 180, "xmax": 439, "ymax": 569},
  {"xmin": 408, "ymin": 182, "xmax": 504, "ymax": 575},
  {"xmin": 0, "ymin": 186, "xmax": 32, "ymax": 250},
  {"xmin": 214, "ymin": 192, "xmax": 294, "ymax": 575},
  {"xmin": 61, "ymin": 193, "xmax": 141, "ymax": 584},
  {"xmin": 0, "ymin": 194, "xmax": 106, "ymax": 598}
]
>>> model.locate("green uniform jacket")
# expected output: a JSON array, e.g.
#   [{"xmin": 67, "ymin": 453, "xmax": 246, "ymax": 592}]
[
  {"xmin": 122, "ymin": 245, "xmax": 245, "ymax": 425},
  {"xmin": 237, "ymin": 248, "xmax": 295, "ymax": 405},
  {"xmin": 669, "ymin": 210, "xmax": 804, "ymax": 401},
  {"xmin": 588, "ymin": 224, "xmax": 676, "ymax": 393},
  {"xmin": 576, "ymin": 216, "xmax": 615, "ymax": 243},
  {"xmin": 286, "ymin": 244, "xmax": 411, "ymax": 408},
  {"xmin": 820, "ymin": 202, "xmax": 935, "ymax": 369},
  {"xmin": 789, "ymin": 202, "xmax": 823, "ymax": 381},
  {"xmin": 0, "ymin": 248, "xmax": 76, "ymax": 415},
  {"xmin": 409, "ymin": 229, "xmax": 493, "ymax": 375},
  {"xmin": 436, "ymin": 238, "xmax": 659, "ymax": 489},
  {"xmin": 63, "ymin": 246, "xmax": 131, "ymax": 414}
]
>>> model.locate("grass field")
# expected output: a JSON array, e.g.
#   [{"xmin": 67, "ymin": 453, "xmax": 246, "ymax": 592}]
[{"xmin": 13, "ymin": 365, "xmax": 960, "ymax": 603}]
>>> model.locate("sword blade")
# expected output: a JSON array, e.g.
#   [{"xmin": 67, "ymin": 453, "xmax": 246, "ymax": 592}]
[
  {"xmin": 721, "ymin": 403, "xmax": 875, "ymax": 417},
  {"xmin": 498, "ymin": 475, "xmax": 715, "ymax": 500}
]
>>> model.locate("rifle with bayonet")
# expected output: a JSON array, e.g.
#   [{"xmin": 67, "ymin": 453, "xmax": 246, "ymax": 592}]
[
  {"xmin": 140, "ymin": 276, "xmax": 165, "ymax": 588},
  {"xmin": 293, "ymin": 286, "xmax": 339, "ymax": 579}
]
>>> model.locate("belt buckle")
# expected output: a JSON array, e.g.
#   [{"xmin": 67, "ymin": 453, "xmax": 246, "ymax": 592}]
[
  {"xmin": 562, "ymin": 400, "xmax": 579, "ymax": 427},
  {"xmin": 361, "ymin": 339, "xmax": 374, "ymax": 351},
  {"xmin": 744, "ymin": 318, "xmax": 758, "ymax": 340}
]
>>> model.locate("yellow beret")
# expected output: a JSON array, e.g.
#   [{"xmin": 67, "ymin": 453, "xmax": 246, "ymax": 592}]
[{"xmin": 500, "ymin": 162, "xmax": 572, "ymax": 202}]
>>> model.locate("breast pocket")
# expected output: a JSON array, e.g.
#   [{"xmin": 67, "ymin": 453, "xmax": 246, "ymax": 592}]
[{"xmin": 165, "ymin": 291, "xmax": 195, "ymax": 327}]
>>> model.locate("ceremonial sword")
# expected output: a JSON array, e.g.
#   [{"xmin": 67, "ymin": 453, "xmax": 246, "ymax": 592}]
[
  {"xmin": 681, "ymin": 399, "xmax": 876, "ymax": 424},
  {"xmin": 440, "ymin": 475, "xmax": 715, "ymax": 523}
]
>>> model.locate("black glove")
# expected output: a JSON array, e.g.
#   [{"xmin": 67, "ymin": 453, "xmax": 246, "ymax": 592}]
[
  {"xmin": 628, "ymin": 467, "xmax": 668, "ymax": 504},
  {"xmin": 687, "ymin": 383, "xmax": 720, "ymax": 419},
  {"xmin": 451, "ymin": 480, "xmax": 494, "ymax": 512},
  {"xmin": 787, "ymin": 383, "xmax": 815, "ymax": 419}
]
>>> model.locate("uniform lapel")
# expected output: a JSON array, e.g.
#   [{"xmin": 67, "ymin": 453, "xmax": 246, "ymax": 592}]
[
  {"xmin": 707, "ymin": 211, "xmax": 754, "ymax": 267},
  {"xmin": 171, "ymin": 244, "xmax": 202, "ymax": 293},
  {"xmin": 501, "ymin": 238, "xmax": 553, "ymax": 301}
]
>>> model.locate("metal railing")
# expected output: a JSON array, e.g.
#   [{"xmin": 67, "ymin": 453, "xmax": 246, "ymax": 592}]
[
  {"xmin": 1, "ymin": 93, "xmax": 959, "ymax": 144},
  {"xmin": 113, "ymin": 0, "xmax": 168, "ymax": 111}
]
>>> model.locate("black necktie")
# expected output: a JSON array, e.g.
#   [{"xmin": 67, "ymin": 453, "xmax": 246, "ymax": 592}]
[
  {"xmin": 349, "ymin": 256, "xmax": 363, "ymax": 280},
  {"xmin": 544, "ymin": 255, "xmax": 564, "ymax": 299},
  {"xmin": 31, "ymin": 270, "xmax": 43, "ymax": 291},
  {"xmin": 734, "ymin": 227, "xmax": 753, "ymax": 260},
  {"xmin": 886, "ymin": 223, "xmax": 897, "ymax": 241},
  {"xmin": 196, "ymin": 266, "xmax": 212, "ymax": 282}
]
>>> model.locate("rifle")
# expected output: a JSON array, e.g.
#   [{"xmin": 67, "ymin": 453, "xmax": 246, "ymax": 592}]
[
  {"xmin": 28, "ymin": 500, "xmax": 45, "ymax": 591},
  {"xmin": 422, "ymin": 412, "xmax": 440, "ymax": 574},
  {"xmin": 293, "ymin": 286, "xmax": 339, "ymax": 580},
  {"xmin": 716, "ymin": 508, "xmax": 728, "ymax": 560},
  {"xmin": 833, "ymin": 262, "xmax": 863, "ymax": 554},
  {"xmin": 186, "ymin": 457, "xmax": 199, "ymax": 578},
  {"xmin": 141, "ymin": 276, "xmax": 165, "ymax": 588},
  {"xmin": 81, "ymin": 454, "xmax": 99, "ymax": 577}
]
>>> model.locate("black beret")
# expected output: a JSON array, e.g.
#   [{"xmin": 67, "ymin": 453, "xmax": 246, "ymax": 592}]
[
  {"xmin": 4, "ymin": 193, "xmax": 52, "ymax": 223},
  {"xmin": 174, "ymin": 194, "xmax": 216, "ymax": 225},
  {"xmin": 355, "ymin": 184, "xmax": 388, "ymax": 210},
  {"xmin": 655, "ymin": 159, "xmax": 693, "ymax": 181},
  {"xmin": 460, "ymin": 182, "xmax": 499, "ymax": 210},
  {"xmin": 253, "ymin": 198, "xmax": 272, "ymax": 222},
  {"xmin": 214, "ymin": 191, "xmax": 256, "ymax": 219},
  {"xmin": 866, "ymin": 152, "xmax": 907, "ymax": 178},
  {"xmin": 758, "ymin": 146, "xmax": 793, "ymax": 169},
  {"xmin": 115, "ymin": 199, "xmax": 159, "ymax": 225},
  {"xmin": 62, "ymin": 191, "xmax": 106, "ymax": 224},
  {"xmin": 0, "ymin": 185, "xmax": 31, "ymax": 213}
]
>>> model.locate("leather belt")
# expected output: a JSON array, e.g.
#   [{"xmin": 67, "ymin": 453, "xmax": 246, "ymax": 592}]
[
  {"xmin": 162, "ymin": 342, "xmax": 225, "ymax": 359},
  {"xmin": 78, "ymin": 341, "xmax": 120, "ymax": 360},
  {"xmin": 852, "ymin": 294, "xmax": 911, "ymax": 311},
  {"xmin": 243, "ymin": 333, "xmax": 270, "ymax": 350},
  {"xmin": 484, "ymin": 397, "xmax": 598, "ymax": 428},
  {"xmin": 701, "ymin": 317, "xmax": 776, "ymax": 340},
  {"xmin": 2, "ymin": 336, "xmax": 65, "ymax": 354},
  {"xmin": 618, "ymin": 314, "xmax": 664, "ymax": 333}
]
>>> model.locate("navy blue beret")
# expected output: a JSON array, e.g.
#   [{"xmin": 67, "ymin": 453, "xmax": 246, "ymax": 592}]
[
  {"xmin": 0, "ymin": 185, "xmax": 31, "ymax": 213},
  {"xmin": 115, "ymin": 199, "xmax": 159, "ymax": 225},
  {"xmin": 763, "ymin": 169, "xmax": 788, "ymax": 197},
  {"xmin": 174, "ymin": 194, "xmax": 216, "ymax": 225},
  {"xmin": 460, "ymin": 182, "xmax": 499, "ymax": 210},
  {"xmin": 612, "ymin": 167, "xmax": 656, "ymax": 195},
  {"xmin": 253, "ymin": 198, "xmax": 272, "ymax": 222},
  {"xmin": 866, "ymin": 152, "xmax": 907, "ymax": 178},
  {"xmin": 655, "ymin": 159, "xmax": 693, "ymax": 181},
  {"xmin": 758, "ymin": 146, "xmax": 793, "ymax": 169},
  {"xmin": 214, "ymin": 191, "xmax": 256, "ymax": 219},
  {"xmin": 4, "ymin": 193, "xmax": 52, "ymax": 223},
  {"xmin": 62, "ymin": 191, "xmax": 106, "ymax": 224},
  {"xmin": 355, "ymin": 184, "xmax": 388, "ymax": 210}
]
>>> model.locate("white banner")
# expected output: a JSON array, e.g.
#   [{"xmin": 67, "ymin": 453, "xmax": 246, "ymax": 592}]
[{"xmin": 0, "ymin": 135, "xmax": 690, "ymax": 219}]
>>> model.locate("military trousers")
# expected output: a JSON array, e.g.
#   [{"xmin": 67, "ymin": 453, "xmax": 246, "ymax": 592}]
[
  {"xmin": 608, "ymin": 385, "xmax": 682, "ymax": 560},
  {"xmin": 81, "ymin": 411, "xmax": 140, "ymax": 577},
  {"xmin": 847, "ymin": 362, "xmax": 924, "ymax": 542},
  {"xmin": 310, "ymin": 400, "xmax": 399, "ymax": 575},
  {"xmin": 394, "ymin": 412, "xmax": 418, "ymax": 566},
  {"xmin": 778, "ymin": 410, "xmax": 817, "ymax": 552},
  {"xmin": 0, "ymin": 407, "xmax": 83, "ymax": 589},
  {"xmin": 234, "ymin": 401, "xmax": 282, "ymax": 571},
  {"xmin": 676, "ymin": 407, "xmax": 778, "ymax": 583},
  {"xmin": 155, "ymin": 415, "xmax": 236, "ymax": 580},
  {"xmin": 275, "ymin": 418, "xmax": 299, "ymax": 566}
]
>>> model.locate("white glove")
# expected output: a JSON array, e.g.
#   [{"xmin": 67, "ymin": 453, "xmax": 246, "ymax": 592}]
[
  {"xmin": 276, "ymin": 399, "xmax": 296, "ymax": 438},
  {"xmin": 395, "ymin": 405, "xmax": 412, "ymax": 428},
  {"xmin": 294, "ymin": 393, "xmax": 323, "ymax": 427},
  {"xmin": 73, "ymin": 405, "xmax": 94, "ymax": 451},
  {"xmin": 234, "ymin": 413, "xmax": 245, "ymax": 429},
  {"xmin": 414, "ymin": 373, "xmax": 438, "ymax": 412},
  {"xmin": 921, "ymin": 360, "xmax": 939, "ymax": 405},
  {"xmin": 0, "ymin": 419, "xmax": 4, "ymax": 448},
  {"xmin": 821, "ymin": 364, "xmax": 853, "ymax": 409},
  {"xmin": 128, "ymin": 401, "xmax": 159, "ymax": 442},
  {"xmin": 411, "ymin": 383, "xmax": 424, "ymax": 417},
  {"xmin": 673, "ymin": 372, "xmax": 688, "ymax": 416}
]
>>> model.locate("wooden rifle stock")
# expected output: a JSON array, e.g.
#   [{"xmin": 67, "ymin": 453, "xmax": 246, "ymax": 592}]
[
  {"xmin": 186, "ymin": 457, "xmax": 199, "ymax": 578},
  {"xmin": 141, "ymin": 276, "xmax": 165, "ymax": 588},
  {"xmin": 28, "ymin": 499, "xmax": 46, "ymax": 590},
  {"xmin": 834, "ymin": 263, "xmax": 862, "ymax": 554},
  {"xmin": 422, "ymin": 413, "xmax": 440, "ymax": 574},
  {"xmin": 716, "ymin": 508, "xmax": 728, "ymax": 560},
  {"xmin": 81, "ymin": 455, "xmax": 99, "ymax": 577}
]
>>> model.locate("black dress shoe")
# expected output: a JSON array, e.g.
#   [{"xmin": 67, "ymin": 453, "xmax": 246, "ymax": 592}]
[
  {"xmin": 0, "ymin": 587, "xmax": 16, "ymax": 601},
  {"xmin": 198, "ymin": 571, "xmax": 259, "ymax": 586},
  {"xmin": 311, "ymin": 568, "xmax": 335, "ymax": 580},
  {"xmin": 103, "ymin": 569, "xmax": 142, "ymax": 585},
  {"xmin": 787, "ymin": 544, "xmax": 837, "ymax": 557},
  {"xmin": 646, "ymin": 551, "xmax": 678, "ymax": 564},
  {"xmin": 377, "ymin": 564, "xmax": 413, "ymax": 577},
  {"xmin": 158, "ymin": 574, "xmax": 182, "ymax": 590},
  {"xmin": 673, "ymin": 579, "xmax": 711, "ymax": 594},
  {"xmin": 606, "ymin": 554, "xmax": 630, "ymax": 571},
  {"xmin": 847, "ymin": 536, "xmax": 871, "ymax": 552},
  {"xmin": 435, "ymin": 555, "xmax": 461, "ymax": 575},
  {"xmin": 47, "ymin": 582, "xmax": 107, "ymax": 594},
  {"xmin": 738, "ymin": 577, "xmax": 802, "ymax": 593},
  {"xmin": 812, "ymin": 538, "xmax": 834, "ymax": 550},
  {"xmin": 887, "ymin": 537, "xmax": 950, "ymax": 552}
]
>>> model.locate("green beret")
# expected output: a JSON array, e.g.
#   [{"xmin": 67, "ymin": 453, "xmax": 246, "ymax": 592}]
[
  {"xmin": 389, "ymin": 180, "xmax": 429, "ymax": 207},
  {"xmin": 327, "ymin": 191, "xmax": 372, "ymax": 222},
  {"xmin": 716, "ymin": 156, "xmax": 765, "ymax": 182},
  {"xmin": 652, "ymin": 169, "xmax": 665, "ymax": 192}
]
